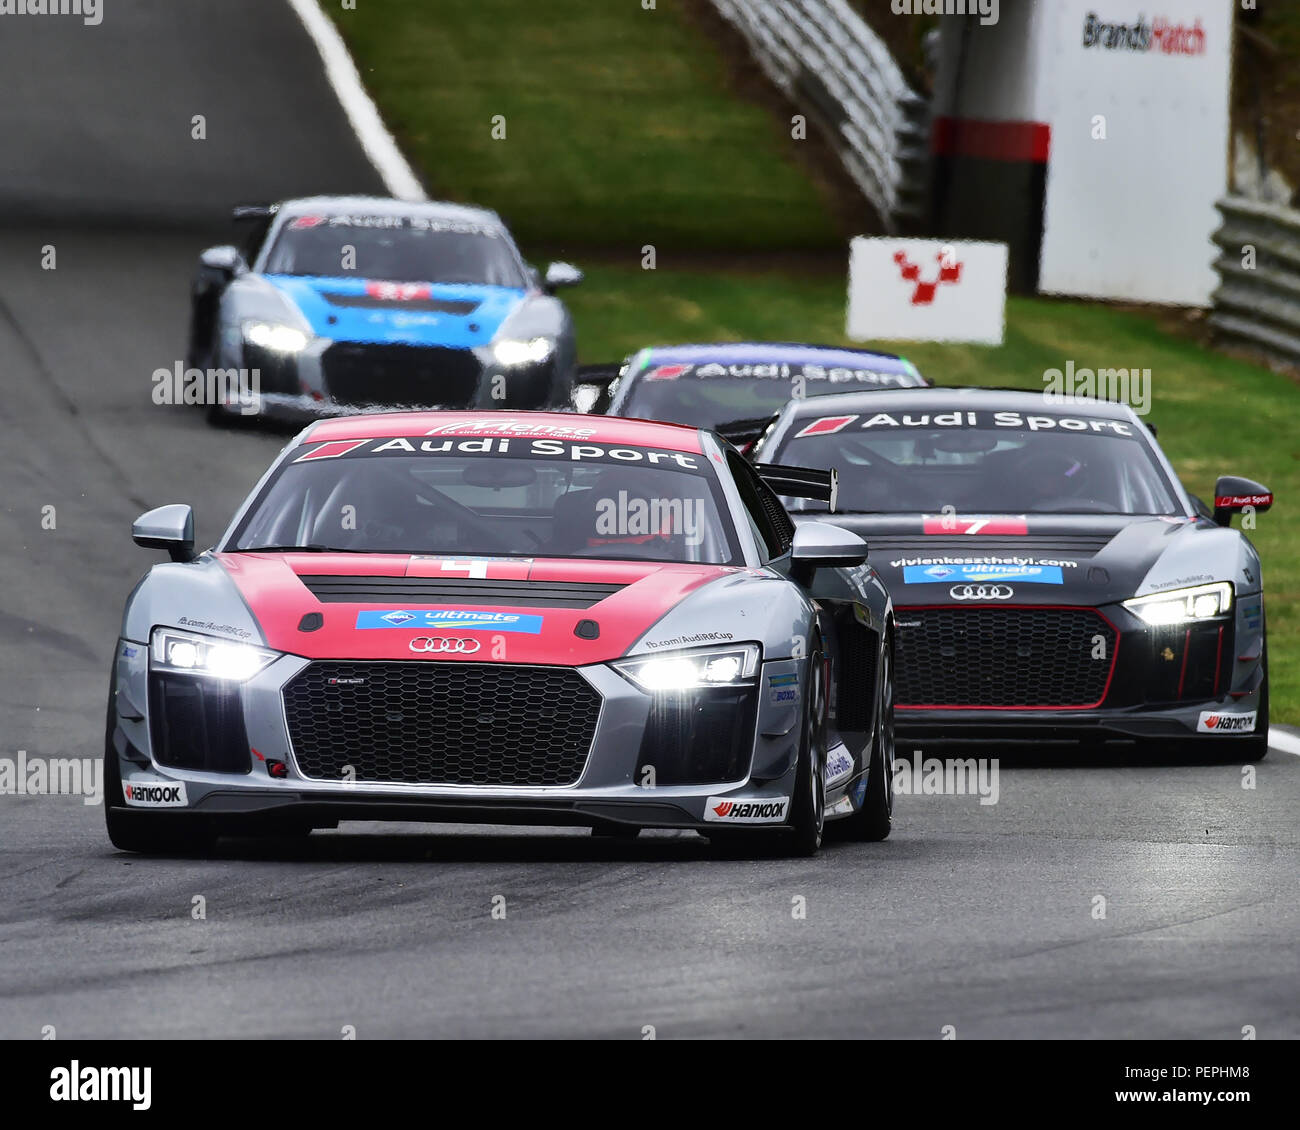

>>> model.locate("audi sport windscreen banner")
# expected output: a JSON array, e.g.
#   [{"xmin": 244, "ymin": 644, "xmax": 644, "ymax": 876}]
[{"xmin": 847, "ymin": 236, "xmax": 1008, "ymax": 345}]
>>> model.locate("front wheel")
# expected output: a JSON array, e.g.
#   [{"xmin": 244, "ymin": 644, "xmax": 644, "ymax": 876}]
[
  {"xmin": 765, "ymin": 648, "xmax": 827, "ymax": 858},
  {"xmin": 836, "ymin": 638, "xmax": 894, "ymax": 842}
]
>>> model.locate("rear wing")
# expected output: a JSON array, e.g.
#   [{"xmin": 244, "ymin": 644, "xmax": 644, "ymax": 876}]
[
  {"xmin": 714, "ymin": 413, "xmax": 779, "ymax": 452},
  {"xmin": 232, "ymin": 203, "xmax": 277, "ymax": 222},
  {"xmin": 574, "ymin": 362, "xmax": 622, "ymax": 388},
  {"xmin": 571, "ymin": 362, "xmax": 624, "ymax": 413},
  {"xmin": 754, "ymin": 463, "xmax": 838, "ymax": 512}
]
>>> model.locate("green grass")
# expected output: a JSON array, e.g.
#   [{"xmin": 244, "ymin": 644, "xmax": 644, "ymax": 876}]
[
  {"xmin": 565, "ymin": 262, "xmax": 1300, "ymax": 722},
  {"xmin": 333, "ymin": 0, "xmax": 842, "ymax": 252}
]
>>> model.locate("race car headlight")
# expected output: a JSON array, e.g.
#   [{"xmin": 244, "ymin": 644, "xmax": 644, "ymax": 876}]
[
  {"xmin": 1123, "ymin": 581, "xmax": 1233, "ymax": 626},
  {"xmin": 150, "ymin": 627, "xmax": 278, "ymax": 681},
  {"xmin": 614, "ymin": 644, "xmax": 761, "ymax": 693},
  {"xmin": 242, "ymin": 320, "xmax": 310, "ymax": 353},
  {"xmin": 492, "ymin": 336, "xmax": 555, "ymax": 366}
]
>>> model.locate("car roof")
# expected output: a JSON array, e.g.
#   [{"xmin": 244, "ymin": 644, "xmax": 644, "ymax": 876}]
[
  {"xmin": 302, "ymin": 411, "xmax": 705, "ymax": 453},
  {"xmin": 276, "ymin": 195, "xmax": 504, "ymax": 228},
  {"xmin": 631, "ymin": 342, "xmax": 912, "ymax": 372},
  {"xmin": 781, "ymin": 385, "xmax": 1141, "ymax": 422}
]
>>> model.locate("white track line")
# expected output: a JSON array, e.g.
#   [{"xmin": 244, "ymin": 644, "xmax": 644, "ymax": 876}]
[
  {"xmin": 285, "ymin": 0, "xmax": 427, "ymax": 201},
  {"xmin": 1267, "ymin": 727, "xmax": 1300, "ymax": 757}
]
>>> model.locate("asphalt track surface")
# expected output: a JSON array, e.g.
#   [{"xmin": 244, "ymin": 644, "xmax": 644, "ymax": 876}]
[{"xmin": 1, "ymin": 2, "xmax": 1297, "ymax": 1040}]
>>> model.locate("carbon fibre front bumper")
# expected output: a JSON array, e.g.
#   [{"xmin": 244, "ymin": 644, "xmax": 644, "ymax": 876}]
[
  {"xmin": 895, "ymin": 694, "xmax": 1266, "ymax": 746},
  {"xmin": 893, "ymin": 596, "xmax": 1266, "ymax": 747}
]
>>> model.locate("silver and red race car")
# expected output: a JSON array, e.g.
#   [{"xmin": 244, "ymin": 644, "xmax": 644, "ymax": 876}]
[{"xmin": 107, "ymin": 412, "xmax": 896, "ymax": 855}]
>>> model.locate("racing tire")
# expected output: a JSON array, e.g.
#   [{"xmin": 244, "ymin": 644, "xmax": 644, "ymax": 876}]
[
  {"xmin": 103, "ymin": 668, "xmax": 215, "ymax": 856},
  {"xmin": 782, "ymin": 647, "xmax": 828, "ymax": 856},
  {"xmin": 834, "ymin": 637, "xmax": 895, "ymax": 842},
  {"xmin": 191, "ymin": 340, "xmax": 248, "ymax": 429}
]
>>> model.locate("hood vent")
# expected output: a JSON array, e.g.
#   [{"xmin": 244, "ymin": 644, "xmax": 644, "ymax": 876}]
[
  {"xmin": 869, "ymin": 534, "xmax": 1115, "ymax": 557},
  {"xmin": 320, "ymin": 293, "xmax": 479, "ymax": 315},
  {"xmin": 298, "ymin": 575, "xmax": 625, "ymax": 609}
]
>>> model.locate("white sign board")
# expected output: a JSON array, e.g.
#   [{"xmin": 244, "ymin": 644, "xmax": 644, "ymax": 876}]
[
  {"xmin": 847, "ymin": 237, "xmax": 1008, "ymax": 345},
  {"xmin": 1036, "ymin": 0, "xmax": 1233, "ymax": 305}
]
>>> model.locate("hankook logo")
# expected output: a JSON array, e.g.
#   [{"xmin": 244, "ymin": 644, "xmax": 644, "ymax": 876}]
[
  {"xmin": 950, "ymin": 584, "xmax": 1014, "ymax": 601},
  {"xmin": 408, "ymin": 637, "xmax": 482, "ymax": 654}
]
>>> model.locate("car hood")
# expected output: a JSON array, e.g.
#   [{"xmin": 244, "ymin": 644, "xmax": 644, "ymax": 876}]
[
  {"xmin": 262, "ymin": 275, "xmax": 526, "ymax": 348},
  {"xmin": 214, "ymin": 553, "xmax": 732, "ymax": 664},
  {"xmin": 805, "ymin": 512, "xmax": 1229, "ymax": 606}
]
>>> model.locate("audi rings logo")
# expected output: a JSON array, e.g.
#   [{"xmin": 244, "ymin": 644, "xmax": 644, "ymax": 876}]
[
  {"xmin": 409, "ymin": 636, "xmax": 482, "ymax": 654},
  {"xmin": 949, "ymin": 584, "xmax": 1015, "ymax": 601}
]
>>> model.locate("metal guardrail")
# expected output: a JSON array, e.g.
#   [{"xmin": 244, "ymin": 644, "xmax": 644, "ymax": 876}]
[
  {"xmin": 709, "ymin": 0, "xmax": 928, "ymax": 232},
  {"xmin": 1210, "ymin": 196, "xmax": 1300, "ymax": 364}
]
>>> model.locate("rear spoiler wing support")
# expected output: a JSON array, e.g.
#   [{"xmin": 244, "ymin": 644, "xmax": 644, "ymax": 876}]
[{"xmin": 754, "ymin": 463, "xmax": 838, "ymax": 513}]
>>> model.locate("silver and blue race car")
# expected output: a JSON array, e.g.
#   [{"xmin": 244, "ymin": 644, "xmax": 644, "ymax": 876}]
[
  {"xmin": 754, "ymin": 387, "xmax": 1273, "ymax": 758},
  {"xmin": 107, "ymin": 411, "xmax": 896, "ymax": 855},
  {"xmin": 186, "ymin": 196, "xmax": 583, "ymax": 423}
]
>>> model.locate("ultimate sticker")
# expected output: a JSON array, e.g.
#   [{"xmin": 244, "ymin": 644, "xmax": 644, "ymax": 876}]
[
  {"xmin": 904, "ymin": 563, "xmax": 1064, "ymax": 584},
  {"xmin": 356, "ymin": 609, "xmax": 543, "ymax": 634}
]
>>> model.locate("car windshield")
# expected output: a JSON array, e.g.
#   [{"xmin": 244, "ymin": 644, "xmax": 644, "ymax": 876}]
[
  {"xmin": 228, "ymin": 437, "xmax": 741, "ymax": 564},
  {"xmin": 619, "ymin": 363, "xmax": 920, "ymax": 429},
  {"xmin": 770, "ymin": 408, "xmax": 1181, "ymax": 515},
  {"xmin": 262, "ymin": 215, "xmax": 526, "ymax": 286}
]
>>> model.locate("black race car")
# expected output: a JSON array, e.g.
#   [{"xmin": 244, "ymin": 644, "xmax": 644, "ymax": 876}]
[{"xmin": 754, "ymin": 387, "xmax": 1273, "ymax": 758}]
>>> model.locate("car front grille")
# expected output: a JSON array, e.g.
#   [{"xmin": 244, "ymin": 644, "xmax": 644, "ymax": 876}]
[
  {"xmin": 283, "ymin": 661, "xmax": 601, "ymax": 787},
  {"xmin": 870, "ymin": 535, "xmax": 1114, "ymax": 557},
  {"xmin": 894, "ymin": 606, "xmax": 1117, "ymax": 709},
  {"xmin": 321, "ymin": 342, "xmax": 481, "ymax": 408}
]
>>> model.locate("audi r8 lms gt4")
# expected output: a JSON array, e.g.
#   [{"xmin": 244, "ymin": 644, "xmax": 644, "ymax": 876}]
[
  {"xmin": 577, "ymin": 342, "xmax": 928, "ymax": 436},
  {"xmin": 753, "ymin": 387, "xmax": 1273, "ymax": 758},
  {"xmin": 107, "ymin": 412, "xmax": 897, "ymax": 856},
  {"xmin": 186, "ymin": 196, "xmax": 583, "ymax": 423}
]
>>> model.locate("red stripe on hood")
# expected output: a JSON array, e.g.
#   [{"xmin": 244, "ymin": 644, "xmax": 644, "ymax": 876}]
[{"xmin": 215, "ymin": 553, "xmax": 729, "ymax": 664}]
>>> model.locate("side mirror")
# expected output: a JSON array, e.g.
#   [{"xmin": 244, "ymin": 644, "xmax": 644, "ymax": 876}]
[
  {"xmin": 544, "ymin": 261, "xmax": 584, "ymax": 292},
  {"xmin": 1212, "ymin": 476, "xmax": 1272, "ymax": 528},
  {"xmin": 198, "ymin": 245, "xmax": 247, "ymax": 279},
  {"xmin": 133, "ymin": 505, "xmax": 196, "ymax": 563},
  {"xmin": 791, "ymin": 522, "xmax": 868, "ymax": 585}
]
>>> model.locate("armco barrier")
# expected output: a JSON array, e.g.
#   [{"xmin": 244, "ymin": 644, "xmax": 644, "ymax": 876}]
[{"xmin": 710, "ymin": 0, "xmax": 928, "ymax": 232}]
